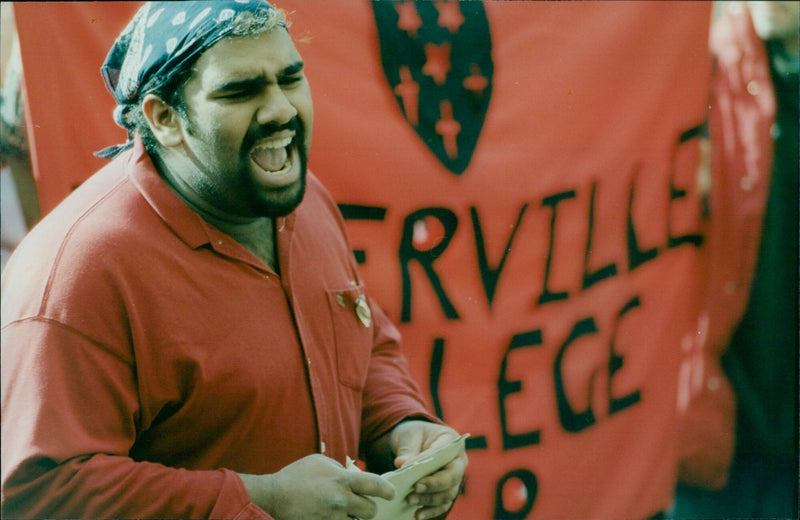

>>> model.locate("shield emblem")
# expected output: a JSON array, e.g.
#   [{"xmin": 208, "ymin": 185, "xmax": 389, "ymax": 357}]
[{"xmin": 372, "ymin": 0, "xmax": 493, "ymax": 175}]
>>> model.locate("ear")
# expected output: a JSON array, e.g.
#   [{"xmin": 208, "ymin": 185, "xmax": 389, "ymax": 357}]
[{"xmin": 142, "ymin": 93, "xmax": 184, "ymax": 148}]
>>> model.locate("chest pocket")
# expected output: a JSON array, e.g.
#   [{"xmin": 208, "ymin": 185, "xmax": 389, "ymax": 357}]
[{"xmin": 326, "ymin": 284, "xmax": 373, "ymax": 390}]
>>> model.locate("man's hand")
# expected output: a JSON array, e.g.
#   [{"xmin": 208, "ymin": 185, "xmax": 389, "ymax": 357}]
[
  {"xmin": 239, "ymin": 454, "xmax": 395, "ymax": 520},
  {"xmin": 390, "ymin": 421, "xmax": 468, "ymax": 520}
]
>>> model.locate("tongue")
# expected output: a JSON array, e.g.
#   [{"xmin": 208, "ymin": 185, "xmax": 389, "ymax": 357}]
[{"xmin": 251, "ymin": 146, "xmax": 288, "ymax": 172}]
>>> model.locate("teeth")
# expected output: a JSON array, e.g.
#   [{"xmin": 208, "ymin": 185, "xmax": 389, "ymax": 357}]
[{"xmin": 255, "ymin": 137, "xmax": 292, "ymax": 150}]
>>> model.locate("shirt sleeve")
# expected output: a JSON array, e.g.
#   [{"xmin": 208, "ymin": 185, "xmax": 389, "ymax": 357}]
[
  {"xmin": 1, "ymin": 318, "xmax": 272, "ymax": 520},
  {"xmin": 358, "ymin": 298, "xmax": 443, "ymax": 446}
]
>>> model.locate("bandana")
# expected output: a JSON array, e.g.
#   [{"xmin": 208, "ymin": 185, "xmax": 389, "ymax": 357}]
[{"xmin": 96, "ymin": 0, "xmax": 283, "ymax": 158}]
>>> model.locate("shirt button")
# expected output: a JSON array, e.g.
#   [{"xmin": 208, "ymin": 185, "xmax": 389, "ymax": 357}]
[
  {"xmin": 740, "ymin": 176, "xmax": 754, "ymax": 191},
  {"xmin": 725, "ymin": 281, "xmax": 737, "ymax": 295},
  {"xmin": 746, "ymin": 80, "xmax": 759, "ymax": 96},
  {"xmin": 320, "ymin": 441, "xmax": 326, "ymax": 454},
  {"xmin": 707, "ymin": 377, "xmax": 721, "ymax": 392}
]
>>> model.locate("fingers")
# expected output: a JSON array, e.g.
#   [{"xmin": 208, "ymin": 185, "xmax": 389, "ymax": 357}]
[
  {"xmin": 413, "ymin": 451, "xmax": 467, "ymax": 493},
  {"xmin": 392, "ymin": 425, "xmax": 425, "ymax": 467},
  {"xmin": 387, "ymin": 422, "xmax": 468, "ymax": 520},
  {"xmin": 407, "ymin": 474, "xmax": 461, "ymax": 520},
  {"xmin": 347, "ymin": 471, "xmax": 396, "ymax": 502},
  {"xmin": 392, "ymin": 422, "xmax": 456, "ymax": 468},
  {"xmin": 404, "ymin": 453, "xmax": 466, "ymax": 517},
  {"xmin": 317, "ymin": 488, "xmax": 379, "ymax": 520},
  {"xmin": 345, "ymin": 492, "xmax": 380, "ymax": 520},
  {"xmin": 323, "ymin": 471, "xmax": 395, "ymax": 520},
  {"xmin": 406, "ymin": 482, "xmax": 459, "ymax": 520},
  {"xmin": 414, "ymin": 502, "xmax": 453, "ymax": 520},
  {"xmin": 342, "ymin": 472, "xmax": 395, "ymax": 520},
  {"xmin": 408, "ymin": 485, "xmax": 460, "ymax": 506}
]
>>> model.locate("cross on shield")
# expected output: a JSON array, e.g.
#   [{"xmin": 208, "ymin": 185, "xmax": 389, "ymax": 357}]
[{"xmin": 372, "ymin": 0, "xmax": 494, "ymax": 175}]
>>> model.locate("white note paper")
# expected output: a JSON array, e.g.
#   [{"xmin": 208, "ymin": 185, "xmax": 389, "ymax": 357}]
[{"xmin": 347, "ymin": 434, "xmax": 468, "ymax": 520}]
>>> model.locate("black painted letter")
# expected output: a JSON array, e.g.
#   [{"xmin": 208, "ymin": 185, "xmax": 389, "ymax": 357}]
[
  {"xmin": 399, "ymin": 208, "xmax": 460, "ymax": 322},
  {"xmin": 498, "ymin": 330, "xmax": 544, "ymax": 449}
]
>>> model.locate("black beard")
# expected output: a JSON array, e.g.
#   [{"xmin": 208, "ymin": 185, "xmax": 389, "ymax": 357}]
[{"xmin": 241, "ymin": 117, "xmax": 308, "ymax": 218}]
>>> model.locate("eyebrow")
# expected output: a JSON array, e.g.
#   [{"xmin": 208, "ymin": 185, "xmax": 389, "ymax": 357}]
[
  {"xmin": 210, "ymin": 61, "xmax": 305, "ymax": 94},
  {"xmin": 278, "ymin": 61, "xmax": 305, "ymax": 81}
]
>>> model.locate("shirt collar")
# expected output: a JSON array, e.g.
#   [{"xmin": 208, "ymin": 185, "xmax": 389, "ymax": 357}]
[
  {"xmin": 125, "ymin": 136, "xmax": 212, "ymax": 249},
  {"xmin": 124, "ymin": 135, "xmax": 297, "ymax": 269}
]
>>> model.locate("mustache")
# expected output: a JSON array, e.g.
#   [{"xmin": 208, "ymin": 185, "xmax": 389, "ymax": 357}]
[{"xmin": 243, "ymin": 117, "xmax": 302, "ymax": 150}]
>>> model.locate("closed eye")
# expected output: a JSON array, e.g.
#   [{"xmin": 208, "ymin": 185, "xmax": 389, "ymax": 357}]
[
  {"xmin": 277, "ymin": 61, "xmax": 305, "ymax": 87},
  {"xmin": 210, "ymin": 77, "xmax": 267, "ymax": 100},
  {"xmin": 216, "ymin": 89, "xmax": 257, "ymax": 100},
  {"xmin": 279, "ymin": 74, "xmax": 304, "ymax": 87},
  {"xmin": 209, "ymin": 62, "xmax": 305, "ymax": 99}
]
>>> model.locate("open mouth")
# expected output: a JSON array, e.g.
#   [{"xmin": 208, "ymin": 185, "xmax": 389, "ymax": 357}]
[{"xmin": 250, "ymin": 136, "xmax": 293, "ymax": 175}]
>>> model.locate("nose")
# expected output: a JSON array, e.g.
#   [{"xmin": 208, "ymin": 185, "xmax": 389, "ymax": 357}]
[{"xmin": 256, "ymin": 86, "xmax": 298, "ymax": 126}]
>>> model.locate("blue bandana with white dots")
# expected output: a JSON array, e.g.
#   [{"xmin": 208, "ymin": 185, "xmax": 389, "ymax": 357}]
[{"xmin": 98, "ymin": 0, "xmax": 282, "ymax": 158}]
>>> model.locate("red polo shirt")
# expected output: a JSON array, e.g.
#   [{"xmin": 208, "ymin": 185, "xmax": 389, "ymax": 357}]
[{"xmin": 1, "ymin": 138, "xmax": 437, "ymax": 518}]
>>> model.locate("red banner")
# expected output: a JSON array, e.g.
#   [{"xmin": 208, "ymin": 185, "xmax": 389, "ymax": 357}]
[{"xmin": 16, "ymin": 2, "xmax": 712, "ymax": 518}]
